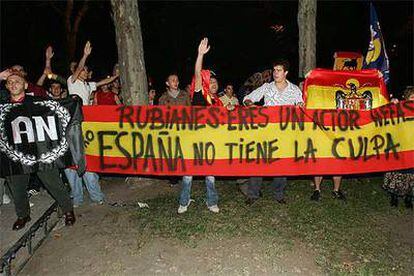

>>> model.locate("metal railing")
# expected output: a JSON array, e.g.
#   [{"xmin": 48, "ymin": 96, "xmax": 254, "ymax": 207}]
[{"xmin": 1, "ymin": 202, "xmax": 61, "ymax": 276}]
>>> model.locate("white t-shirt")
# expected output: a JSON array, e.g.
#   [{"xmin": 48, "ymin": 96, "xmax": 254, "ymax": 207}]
[{"xmin": 67, "ymin": 75, "xmax": 97, "ymax": 106}]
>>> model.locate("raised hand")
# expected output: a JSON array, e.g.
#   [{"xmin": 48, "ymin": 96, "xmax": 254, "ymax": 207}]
[
  {"xmin": 46, "ymin": 46, "xmax": 54, "ymax": 60},
  {"xmin": 0, "ymin": 69, "xmax": 12, "ymax": 80},
  {"xmin": 84, "ymin": 41, "xmax": 92, "ymax": 56},
  {"xmin": 198, "ymin": 37, "xmax": 210, "ymax": 55}
]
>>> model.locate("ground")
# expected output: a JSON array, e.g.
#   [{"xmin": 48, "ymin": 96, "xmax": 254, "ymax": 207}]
[{"xmin": 19, "ymin": 176, "xmax": 413, "ymax": 275}]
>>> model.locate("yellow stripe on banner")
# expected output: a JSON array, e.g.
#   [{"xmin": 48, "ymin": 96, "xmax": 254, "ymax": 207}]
[
  {"xmin": 306, "ymin": 85, "xmax": 389, "ymax": 109},
  {"xmin": 82, "ymin": 120, "xmax": 414, "ymax": 160}
]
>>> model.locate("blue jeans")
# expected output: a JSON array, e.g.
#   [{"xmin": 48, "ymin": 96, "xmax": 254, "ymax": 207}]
[
  {"xmin": 64, "ymin": 169, "xmax": 104, "ymax": 205},
  {"xmin": 179, "ymin": 176, "xmax": 218, "ymax": 207}
]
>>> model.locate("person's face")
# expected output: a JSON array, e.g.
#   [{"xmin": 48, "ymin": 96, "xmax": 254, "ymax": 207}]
[
  {"xmin": 225, "ymin": 85, "xmax": 234, "ymax": 96},
  {"xmin": 185, "ymin": 84, "xmax": 191, "ymax": 93},
  {"xmin": 79, "ymin": 66, "xmax": 89, "ymax": 80},
  {"xmin": 273, "ymin": 65, "xmax": 288, "ymax": 83},
  {"xmin": 408, "ymin": 94, "xmax": 414, "ymax": 101},
  {"xmin": 149, "ymin": 89, "xmax": 156, "ymax": 100},
  {"xmin": 6, "ymin": 75, "xmax": 27, "ymax": 97},
  {"xmin": 10, "ymin": 65, "xmax": 27, "ymax": 77},
  {"xmin": 101, "ymin": 84, "xmax": 110, "ymax": 92},
  {"xmin": 209, "ymin": 77, "xmax": 218, "ymax": 94},
  {"xmin": 50, "ymin": 83, "xmax": 62, "ymax": 98},
  {"xmin": 166, "ymin": 75, "xmax": 179, "ymax": 90}
]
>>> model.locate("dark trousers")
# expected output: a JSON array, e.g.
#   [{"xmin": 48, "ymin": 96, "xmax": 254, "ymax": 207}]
[
  {"xmin": 247, "ymin": 177, "xmax": 287, "ymax": 201},
  {"xmin": 6, "ymin": 169, "xmax": 73, "ymax": 218}
]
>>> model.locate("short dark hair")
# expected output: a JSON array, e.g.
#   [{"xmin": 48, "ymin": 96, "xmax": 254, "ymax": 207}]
[
  {"xmin": 272, "ymin": 59, "xmax": 290, "ymax": 72},
  {"xmin": 166, "ymin": 73, "xmax": 178, "ymax": 81}
]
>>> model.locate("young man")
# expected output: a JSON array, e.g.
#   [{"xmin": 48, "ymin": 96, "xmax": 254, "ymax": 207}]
[
  {"xmin": 243, "ymin": 60, "xmax": 303, "ymax": 205},
  {"xmin": 158, "ymin": 74, "xmax": 191, "ymax": 106},
  {"xmin": 158, "ymin": 74, "xmax": 190, "ymax": 186},
  {"xmin": 2, "ymin": 73, "xmax": 75, "ymax": 230},
  {"xmin": 178, "ymin": 38, "xmax": 221, "ymax": 214},
  {"xmin": 65, "ymin": 41, "xmax": 118, "ymax": 207},
  {"xmin": 48, "ymin": 80, "xmax": 66, "ymax": 100}
]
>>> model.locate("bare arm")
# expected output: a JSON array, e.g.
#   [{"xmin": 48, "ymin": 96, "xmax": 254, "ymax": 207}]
[
  {"xmin": 37, "ymin": 46, "xmax": 54, "ymax": 86},
  {"xmin": 96, "ymin": 75, "xmax": 119, "ymax": 87},
  {"xmin": 71, "ymin": 41, "xmax": 92, "ymax": 83},
  {"xmin": 194, "ymin": 38, "xmax": 210, "ymax": 92}
]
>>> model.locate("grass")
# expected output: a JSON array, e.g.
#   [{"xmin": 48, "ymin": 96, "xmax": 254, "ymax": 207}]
[{"xmin": 129, "ymin": 177, "xmax": 413, "ymax": 275}]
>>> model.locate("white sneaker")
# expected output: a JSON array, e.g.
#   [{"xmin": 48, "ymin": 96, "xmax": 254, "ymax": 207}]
[
  {"xmin": 2, "ymin": 194, "xmax": 11, "ymax": 204},
  {"xmin": 208, "ymin": 205, "xmax": 220, "ymax": 213},
  {"xmin": 177, "ymin": 199, "xmax": 194, "ymax": 214}
]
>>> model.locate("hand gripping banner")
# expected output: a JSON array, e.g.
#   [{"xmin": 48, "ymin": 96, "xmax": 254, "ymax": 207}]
[{"xmin": 82, "ymin": 102, "xmax": 414, "ymax": 176}]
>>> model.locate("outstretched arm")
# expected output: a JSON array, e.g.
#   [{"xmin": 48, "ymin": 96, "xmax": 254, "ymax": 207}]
[
  {"xmin": 71, "ymin": 41, "xmax": 92, "ymax": 83},
  {"xmin": 37, "ymin": 46, "xmax": 54, "ymax": 86},
  {"xmin": 96, "ymin": 74, "xmax": 119, "ymax": 87},
  {"xmin": 194, "ymin": 38, "xmax": 210, "ymax": 92}
]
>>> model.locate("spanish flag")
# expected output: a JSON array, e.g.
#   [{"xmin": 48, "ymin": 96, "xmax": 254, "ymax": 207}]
[{"xmin": 303, "ymin": 68, "xmax": 389, "ymax": 109}]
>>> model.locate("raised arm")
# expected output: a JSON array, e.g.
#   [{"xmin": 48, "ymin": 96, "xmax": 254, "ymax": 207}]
[
  {"xmin": 71, "ymin": 41, "xmax": 92, "ymax": 83},
  {"xmin": 194, "ymin": 38, "xmax": 210, "ymax": 92},
  {"xmin": 37, "ymin": 46, "xmax": 54, "ymax": 86}
]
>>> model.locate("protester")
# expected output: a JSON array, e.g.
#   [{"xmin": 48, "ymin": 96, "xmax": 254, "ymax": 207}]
[
  {"xmin": 383, "ymin": 86, "xmax": 414, "ymax": 209},
  {"xmin": 65, "ymin": 41, "xmax": 115, "ymax": 207},
  {"xmin": 2, "ymin": 72, "xmax": 75, "ymax": 230},
  {"xmin": 48, "ymin": 80, "xmax": 67, "ymax": 100},
  {"xmin": 178, "ymin": 38, "xmax": 221, "ymax": 214},
  {"xmin": 158, "ymin": 73, "xmax": 191, "ymax": 106},
  {"xmin": 224, "ymin": 83, "xmax": 239, "ymax": 107},
  {"xmin": 159, "ymin": 73, "xmax": 191, "ymax": 186},
  {"xmin": 148, "ymin": 87, "xmax": 156, "ymax": 105},
  {"xmin": 93, "ymin": 82, "xmax": 121, "ymax": 105},
  {"xmin": 243, "ymin": 59, "xmax": 303, "ymax": 205}
]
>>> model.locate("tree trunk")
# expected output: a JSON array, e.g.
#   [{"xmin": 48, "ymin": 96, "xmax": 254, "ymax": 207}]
[
  {"xmin": 298, "ymin": 0, "xmax": 317, "ymax": 78},
  {"xmin": 111, "ymin": 0, "xmax": 148, "ymax": 105}
]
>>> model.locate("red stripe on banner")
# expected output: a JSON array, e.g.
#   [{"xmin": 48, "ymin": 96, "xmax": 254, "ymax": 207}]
[
  {"xmin": 82, "ymin": 102, "xmax": 414, "ymax": 126},
  {"xmin": 84, "ymin": 150, "xmax": 414, "ymax": 176}
]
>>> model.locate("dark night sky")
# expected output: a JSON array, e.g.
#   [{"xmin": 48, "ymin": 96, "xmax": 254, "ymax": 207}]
[{"xmin": 1, "ymin": 0, "xmax": 413, "ymax": 96}]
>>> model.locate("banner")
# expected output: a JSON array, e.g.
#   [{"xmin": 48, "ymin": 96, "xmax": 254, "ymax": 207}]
[
  {"xmin": 0, "ymin": 98, "xmax": 84, "ymax": 176},
  {"xmin": 303, "ymin": 68, "xmax": 389, "ymax": 110},
  {"xmin": 82, "ymin": 102, "xmax": 414, "ymax": 176}
]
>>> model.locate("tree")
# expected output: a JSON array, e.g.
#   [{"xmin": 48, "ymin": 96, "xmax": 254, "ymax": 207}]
[
  {"xmin": 111, "ymin": 0, "xmax": 148, "ymax": 105},
  {"xmin": 50, "ymin": 0, "xmax": 90, "ymax": 63},
  {"xmin": 298, "ymin": 0, "xmax": 317, "ymax": 78}
]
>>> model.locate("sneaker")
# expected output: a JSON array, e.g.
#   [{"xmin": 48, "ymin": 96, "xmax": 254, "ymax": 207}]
[
  {"xmin": 310, "ymin": 190, "xmax": 321, "ymax": 201},
  {"xmin": 3, "ymin": 194, "xmax": 11, "ymax": 204},
  {"xmin": 178, "ymin": 199, "xmax": 194, "ymax": 214},
  {"xmin": 28, "ymin": 189, "xmax": 40, "ymax": 197},
  {"xmin": 208, "ymin": 205, "xmax": 220, "ymax": 213},
  {"xmin": 332, "ymin": 190, "xmax": 346, "ymax": 201},
  {"xmin": 29, "ymin": 201, "xmax": 34, "ymax": 207}
]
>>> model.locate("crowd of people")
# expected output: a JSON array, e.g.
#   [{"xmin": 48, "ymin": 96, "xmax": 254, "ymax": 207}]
[{"xmin": 0, "ymin": 37, "xmax": 413, "ymax": 231}]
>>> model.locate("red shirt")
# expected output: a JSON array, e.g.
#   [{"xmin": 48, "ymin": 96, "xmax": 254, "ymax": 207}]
[
  {"xmin": 95, "ymin": 91, "xmax": 118, "ymax": 105},
  {"xmin": 27, "ymin": 82, "xmax": 48, "ymax": 98}
]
